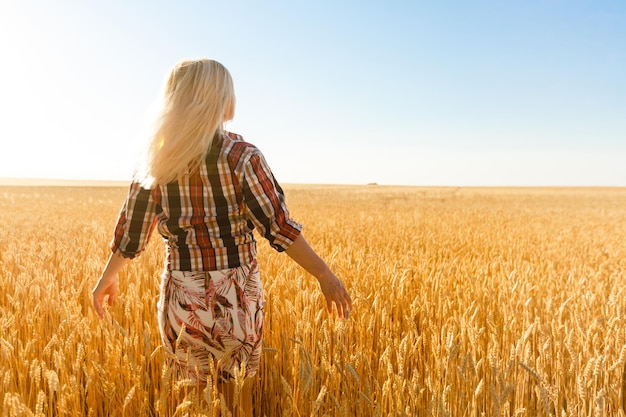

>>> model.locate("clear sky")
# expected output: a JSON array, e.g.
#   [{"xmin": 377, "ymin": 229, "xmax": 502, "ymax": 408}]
[{"xmin": 1, "ymin": 1, "xmax": 624, "ymax": 186}]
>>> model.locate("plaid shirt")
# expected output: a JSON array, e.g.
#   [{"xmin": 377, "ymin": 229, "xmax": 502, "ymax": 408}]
[{"xmin": 111, "ymin": 131, "xmax": 302, "ymax": 271}]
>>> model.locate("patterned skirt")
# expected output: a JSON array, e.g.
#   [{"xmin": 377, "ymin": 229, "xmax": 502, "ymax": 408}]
[{"xmin": 157, "ymin": 259, "xmax": 264, "ymax": 383}]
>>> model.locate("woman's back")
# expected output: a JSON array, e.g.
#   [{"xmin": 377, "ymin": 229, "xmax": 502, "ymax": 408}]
[{"xmin": 111, "ymin": 131, "xmax": 302, "ymax": 272}]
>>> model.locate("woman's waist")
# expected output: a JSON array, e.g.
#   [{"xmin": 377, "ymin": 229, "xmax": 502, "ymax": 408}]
[{"xmin": 164, "ymin": 241, "xmax": 257, "ymax": 272}]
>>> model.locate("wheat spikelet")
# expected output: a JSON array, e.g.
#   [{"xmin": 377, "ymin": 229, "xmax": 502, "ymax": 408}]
[
  {"xmin": 584, "ymin": 358, "xmax": 596, "ymax": 382},
  {"xmin": 29, "ymin": 359, "xmax": 41, "ymax": 389},
  {"xmin": 488, "ymin": 341, "xmax": 499, "ymax": 375},
  {"xmin": 474, "ymin": 379, "xmax": 484, "ymax": 398},
  {"xmin": 34, "ymin": 389, "xmax": 45, "ymax": 416},
  {"xmin": 610, "ymin": 344, "xmax": 626, "ymax": 372},
  {"xmin": 534, "ymin": 384, "xmax": 551, "ymax": 416},
  {"xmin": 595, "ymin": 388, "xmax": 606, "ymax": 417},
  {"xmin": 523, "ymin": 341, "xmax": 532, "ymax": 364},
  {"xmin": 311, "ymin": 385, "xmax": 328, "ymax": 415},
  {"xmin": 173, "ymin": 399, "xmax": 193, "ymax": 416},
  {"xmin": 232, "ymin": 362, "xmax": 246, "ymax": 412},
  {"xmin": 45, "ymin": 369, "xmax": 59, "ymax": 393},
  {"xmin": 123, "ymin": 384, "xmax": 137, "ymax": 411},
  {"xmin": 594, "ymin": 355, "xmax": 605, "ymax": 379},
  {"xmin": 577, "ymin": 374, "xmax": 587, "ymax": 402},
  {"xmin": 358, "ymin": 390, "xmax": 373, "ymax": 406},
  {"xmin": 441, "ymin": 384, "xmax": 451, "ymax": 417},
  {"xmin": 52, "ymin": 350, "xmax": 64, "ymax": 374},
  {"xmin": 468, "ymin": 353, "xmax": 477, "ymax": 378},
  {"xmin": 280, "ymin": 375, "xmax": 294, "ymax": 416},
  {"xmin": 565, "ymin": 331, "xmax": 579, "ymax": 372},
  {"xmin": 345, "ymin": 362, "xmax": 359, "ymax": 383}
]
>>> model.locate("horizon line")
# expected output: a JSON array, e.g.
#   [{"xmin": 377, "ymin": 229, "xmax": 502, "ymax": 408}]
[{"xmin": 1, "ymin": 177, "xmax": 624, "ymax": 189}]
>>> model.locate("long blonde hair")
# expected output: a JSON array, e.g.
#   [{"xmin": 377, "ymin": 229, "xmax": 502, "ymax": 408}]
[{"xmin": 139, "ymin": 59, "xmax": 235, "ymax": 187}]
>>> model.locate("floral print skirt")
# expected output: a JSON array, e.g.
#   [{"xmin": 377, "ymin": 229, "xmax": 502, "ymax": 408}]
[{"xmin": 157, "ymin": 259, "xmax": 264, "ymax": 383}]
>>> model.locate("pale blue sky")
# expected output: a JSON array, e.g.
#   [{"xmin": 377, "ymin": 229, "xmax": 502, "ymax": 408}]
[{"xmin": 1, "ymin": 1, "xmax": 624, "ymax": 186}]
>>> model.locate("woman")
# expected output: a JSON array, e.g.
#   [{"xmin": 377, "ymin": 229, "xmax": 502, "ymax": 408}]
[{"xmin": 91, "ymin": 59, "xmax": 352, "ymax": 416}]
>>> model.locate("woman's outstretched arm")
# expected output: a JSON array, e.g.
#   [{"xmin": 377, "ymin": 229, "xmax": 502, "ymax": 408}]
[
  {"xmin": 92, "ymin": 251, "xmax": 131, "ymax": 318},
  {"xmin": 285, "ymin": 234, "xmax": 353, "ymax": 319}
]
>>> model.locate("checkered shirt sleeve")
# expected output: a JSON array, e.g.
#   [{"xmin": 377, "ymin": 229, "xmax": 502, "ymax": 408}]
[
  {"xmin": 241, "ymin": 149, "xmax": 302, "ymax": 252},
  {"xmin": 110, "ymin": 181, "xmax": 159, "ymax": 259}
]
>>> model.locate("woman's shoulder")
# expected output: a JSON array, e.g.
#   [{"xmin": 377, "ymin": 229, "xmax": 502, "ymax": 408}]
[
  {"xmin": 222, "ymin": 131, "xmax": 261, "ymax": 155},
  {"xmin": 223, "ymin": 130, "xmax": 245, "ymax": 143}
]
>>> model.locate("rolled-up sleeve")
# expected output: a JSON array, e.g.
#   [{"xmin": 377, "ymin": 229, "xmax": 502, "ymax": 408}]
[
  {"xmin": 110, "ymin": 181, "xmax": 159, "ymax": 259},
  {"xmin": 242, "ymin": 150, "xmax": 302, "ymax": 252}
]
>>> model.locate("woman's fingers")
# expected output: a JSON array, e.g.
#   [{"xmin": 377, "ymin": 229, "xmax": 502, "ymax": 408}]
[
  {"xmin": 94, "ymin": 297, "xmax": 103, "ymax": 318},
  {"xmin": 92, "ymin": 290, "xmax": 106, "ymax": 318},
  {"xmin": 92, "ymin": 276, "xmax": 119, "ymax": 319},
  {"xmin": 329, "ymin": 282, "xmax": 352, "ymax": 319}
]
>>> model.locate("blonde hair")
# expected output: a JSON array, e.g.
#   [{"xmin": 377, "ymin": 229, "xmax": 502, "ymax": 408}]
[{"xmin": 139, "ymin": 59, "xmax": 235, "ymax": 186}]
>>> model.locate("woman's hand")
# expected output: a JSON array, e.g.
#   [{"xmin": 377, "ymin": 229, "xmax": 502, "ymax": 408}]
[
  {"xmin": 317, "ymin": 270, "xmax": 353, "ymax": 319},
  {"xmin": 92, "ymin": 275, "xmax": 119, "ymax": 318},
  {"xmin": 92, "ymin": 251, "xmax": 130, "ymax": 319}
]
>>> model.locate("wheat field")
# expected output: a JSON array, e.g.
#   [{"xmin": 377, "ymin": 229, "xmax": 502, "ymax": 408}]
[{"xmin": 1, "ymin": 184, "xmax": 625, "ymax": 416}]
